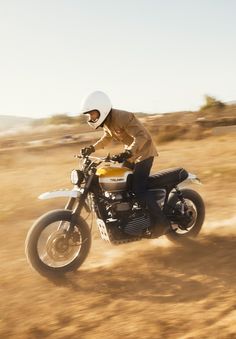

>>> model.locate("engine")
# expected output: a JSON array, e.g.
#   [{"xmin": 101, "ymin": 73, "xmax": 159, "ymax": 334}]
[
  {"xmin": 104, "ymin": 191, "xmax": 132, "ymax": 216},
  {"xmin": 104, "ymin": 191, "xmax": 151, "ymax": 236}
]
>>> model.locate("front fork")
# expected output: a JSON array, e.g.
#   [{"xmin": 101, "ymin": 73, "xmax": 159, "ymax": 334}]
[
  {"xmin": 57, "ymin": 176, "xmax": 94, "ymax": 232},
  {"xmin": 65, "ymin": 197, "xmax": 77, "ymax": 210},
  {"xmin": 70, "ymin": 174, "xmax": 95, "ymax": 228}
]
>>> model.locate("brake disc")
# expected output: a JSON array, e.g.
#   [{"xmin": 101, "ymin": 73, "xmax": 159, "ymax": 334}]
[{"xmin": 46, "ymin": 231, "xmax": 78, "ymax": 261}]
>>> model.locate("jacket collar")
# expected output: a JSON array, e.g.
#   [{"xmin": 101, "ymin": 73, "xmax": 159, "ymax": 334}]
[{"xmin": 103, "ymin": 109, "xmax": 113, "ymax": 128}]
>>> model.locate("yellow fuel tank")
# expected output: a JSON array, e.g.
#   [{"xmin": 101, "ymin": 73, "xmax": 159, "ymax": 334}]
[{"xmin": 96, "ymin": 166, "xmax": 132, "ymax": 192}]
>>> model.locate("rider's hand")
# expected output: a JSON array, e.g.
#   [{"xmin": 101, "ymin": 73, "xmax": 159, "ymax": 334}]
[
  {"xmin": 111, "ymin": 150, "xmax": 132, "ymax": 163},
  {"xmin": 81, "ymin": 145, "xmax": 95, "ymax": 157}
]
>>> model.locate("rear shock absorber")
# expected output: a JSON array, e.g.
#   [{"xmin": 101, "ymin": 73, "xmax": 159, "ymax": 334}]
[{"xmin": 174, "ymin": 186, "xmax": 188, "ymax": 214}]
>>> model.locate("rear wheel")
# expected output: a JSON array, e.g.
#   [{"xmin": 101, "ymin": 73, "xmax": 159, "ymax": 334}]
[
  {"xmin": 166, "ymin": 188, "xmax": 205, "ymax": 243},
  {"xmin": 25, "ymin": 209, "xmax": 91, "ymax": 277}
]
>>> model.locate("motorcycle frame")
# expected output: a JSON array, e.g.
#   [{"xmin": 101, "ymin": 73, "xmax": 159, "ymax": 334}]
[{"xmin": 68, "ymin": 170, "xmax": 183, "ymax": 227}]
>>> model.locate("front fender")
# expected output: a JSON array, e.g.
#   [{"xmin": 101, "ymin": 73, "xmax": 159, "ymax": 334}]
[{"xmin": 38, "ymin": 188, "xmax": 82, "ymax": 200}]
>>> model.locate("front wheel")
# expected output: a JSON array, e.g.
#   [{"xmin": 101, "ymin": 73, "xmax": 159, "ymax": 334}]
[
  {"xmin": 166, "ymin": 188, "xmax": 205, "ymax": 243},
  {"xmin": 25, "ymin": 209, "xmax": 91, "ymax": 277}
]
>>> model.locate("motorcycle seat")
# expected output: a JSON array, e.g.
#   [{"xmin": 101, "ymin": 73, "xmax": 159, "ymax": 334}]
[{"xmin": 147, "ymin": 167, "xmax": 188, "ymax": 189}]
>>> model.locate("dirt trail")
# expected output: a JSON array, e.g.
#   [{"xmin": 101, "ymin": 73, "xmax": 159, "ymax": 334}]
[
  {"xmin": 1, "ymin": 216, "xmax": 236, "ymax": 338},
  {"xmin": 1, "ymin": 135, "xmax": 236, "ymax": 338}
]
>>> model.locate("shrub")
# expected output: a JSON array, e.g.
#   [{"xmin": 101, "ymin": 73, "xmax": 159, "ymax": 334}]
[
  {"xmin": 154, "ymin": 125, "xmax": 188, "ymax": 144},
  {"xmin": 200, "ymin": 95, "xmax": 225, "ymax": 111}
]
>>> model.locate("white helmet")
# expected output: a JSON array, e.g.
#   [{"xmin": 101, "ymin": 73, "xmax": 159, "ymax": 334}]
[{"xmin": 80, "ymin": 91, "xmax": 112, "ymax": 129}]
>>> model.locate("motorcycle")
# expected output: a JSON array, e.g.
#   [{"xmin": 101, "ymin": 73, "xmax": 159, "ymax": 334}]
[{"xmin": 25, "ymin": 153, "xmax": 205, "ymax": 277}]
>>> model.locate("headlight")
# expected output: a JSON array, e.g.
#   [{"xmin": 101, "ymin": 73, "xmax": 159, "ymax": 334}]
[{"xmin": 70, "ymin": 169, "xmax": 84, "ymax": 185}]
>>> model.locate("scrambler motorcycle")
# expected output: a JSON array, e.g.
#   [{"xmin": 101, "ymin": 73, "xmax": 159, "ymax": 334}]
[{"xmin": 25, "ymin": 153, "xmax": 205, "ymax": 277}]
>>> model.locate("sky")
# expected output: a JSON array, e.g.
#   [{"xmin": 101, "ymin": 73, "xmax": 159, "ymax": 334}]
[{"xmin": 0, "ymin": 0, "xmax": 235, "ymax": 118}]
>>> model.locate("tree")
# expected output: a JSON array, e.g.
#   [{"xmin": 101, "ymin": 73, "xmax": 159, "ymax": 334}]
[{"xmin": 200, "ymin": 95, "xmax": 225, "ymax": 111}]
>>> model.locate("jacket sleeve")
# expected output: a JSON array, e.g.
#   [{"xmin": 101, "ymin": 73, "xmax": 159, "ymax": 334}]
[
  {"xmin": 93, "ymin": 130, "xmax": 112, "ymax": 150},
  {"xmin": 121, "ymin": 114, "xmax": 149, "ymax": 154}
]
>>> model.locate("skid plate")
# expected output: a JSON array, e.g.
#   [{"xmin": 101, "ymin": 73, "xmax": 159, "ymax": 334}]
[{"xmin": 96, "ymin": 219, "xmax": 111, "ymax": 242}]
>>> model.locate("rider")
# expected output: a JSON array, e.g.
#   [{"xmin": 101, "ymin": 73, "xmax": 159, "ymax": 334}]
[{"xmin": 80, "ymin": 90, "xmax": 171, "ymax": 236}]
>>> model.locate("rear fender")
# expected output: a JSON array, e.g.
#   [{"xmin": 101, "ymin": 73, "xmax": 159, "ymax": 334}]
[{"xmin": 180, "ymin": 173, "xmax": 202, "ymax": 187}]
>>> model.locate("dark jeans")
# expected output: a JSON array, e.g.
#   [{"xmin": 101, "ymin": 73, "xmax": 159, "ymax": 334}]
[{"xmin": 130, "ymin": 157, "xmax": 170, "ymax": 229}]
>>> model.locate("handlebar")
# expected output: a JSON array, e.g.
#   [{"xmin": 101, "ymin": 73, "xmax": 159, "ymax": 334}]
[{"xmin": 74, "ymin": 153, "xmax": 117, "ymax": 163}]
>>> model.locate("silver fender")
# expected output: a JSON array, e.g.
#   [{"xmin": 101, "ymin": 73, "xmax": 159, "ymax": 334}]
[
  {"xmin": 38, "ymin": 188, "xmax": 81, "ymax": 200},
  {"xmin": 180, "ymin": 173, "xmax": 202, "ymax": 187}
]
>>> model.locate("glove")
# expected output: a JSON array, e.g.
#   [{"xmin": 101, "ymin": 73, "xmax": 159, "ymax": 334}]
[
  {"xmin": 111, "ymin": 150, "xmax": 132, "ymax": 163},
  {"xmin": 81, "ymin": 145, "xmax": 95, "ymax": 157}
]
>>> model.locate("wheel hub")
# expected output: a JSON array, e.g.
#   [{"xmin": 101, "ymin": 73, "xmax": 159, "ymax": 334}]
[
  {"xmin": 171, "ymin": 202, "xmax": 197, "ymax": 231},
  {"xmin": 46, "ymin": 231, "xmax": 78, "ymax": 262},
  {"xmin": 184, "ymin": 205, "xmax": 196, "ymax": 228},
  {"xmin": 54, "ymin": 237, "xmax": 69, "ymax": 253}
]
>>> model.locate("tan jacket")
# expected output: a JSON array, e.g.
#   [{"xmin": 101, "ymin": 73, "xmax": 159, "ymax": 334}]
[{"xmin": 93, "ymin": 109, "xmax": 158, "ymax": 162}]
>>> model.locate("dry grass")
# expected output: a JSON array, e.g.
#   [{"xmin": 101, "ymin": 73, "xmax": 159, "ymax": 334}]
[{"xmin": 0, "ymin": 132, "xmax": 236, "ymax": 338}]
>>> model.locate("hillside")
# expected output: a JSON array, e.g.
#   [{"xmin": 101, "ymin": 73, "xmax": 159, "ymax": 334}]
[
  {"xmin": 0, "ymin": 115, "xmax": 33, "ymax": 132},
  {"xmin": 0, "ymin": 134, "xmax": 236, "ymax": 338},
  {"xmin": 0, "ymin": 104, "xmax": 235, "ymax": 150},
  {"xmin": 0, "ymin": 102, "xmax": 235, "ymax": 338}
]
